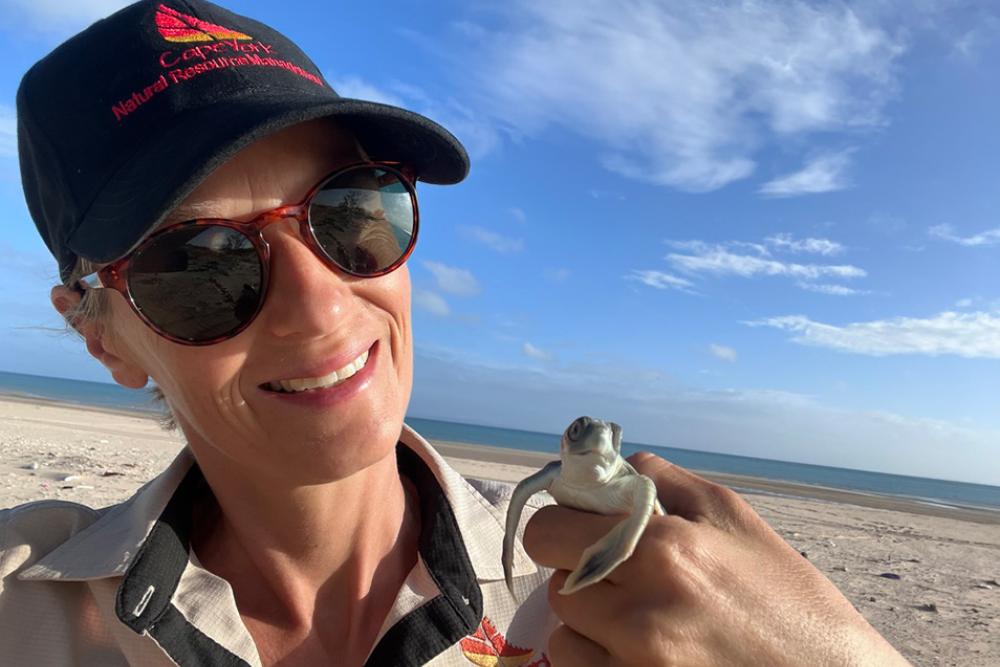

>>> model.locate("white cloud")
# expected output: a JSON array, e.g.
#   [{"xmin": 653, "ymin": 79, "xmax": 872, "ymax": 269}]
[
  {"xmin": 928, "ymin": 224, "xmax": 1000, "ymax": 247},
  {"xmin": 2, "ymin": 0, "xmax": 128, "ymax": 33},
  {"xmin": 0, "ymin": 106, "xmax": 16, "ymax": 158},
  {"xmin": 955, "ymin": 298, "xmax": 974, "ymax": 308},
  {"xmin": 627, "ymin": 269, "xmax": 696, "ymax": 293},
  {"xmin": 422, "ymin": 261, "xmax": 481, "ymax": 296},
  {"xmin": 510, "ymin": 207, "xmax": 527, "ymax": 224},
  {"xmin": 459, "ymin": 226, "xmax": 524, "ymax": 253},
  {"xmin": 748, "ymin": 311, "xmax": 1000, "ymax": 358},
  {"xmin": 522, "ymin": 342, "xmax": 551, "ymax": 361},
  {"xmin": 413, "ymin": 289, "xmax": 450, "ymax": 317},
  {"xmin": 328, "ymin": 76, "xmax": 406, "ymax": 107},
  {"xmin": 797, "ymin": 282, "xmax": 868, "ymax": 296},
  {"xmin": 759, "ymin": 149, "xmax": 855, "ymax": 197},
  {"xmin": 461, "ymin": 1, "xmax": 902, "ymax": 191},
  {"xmin": 766, "ymin": 233, "xmax": 845, "ymax": 256},
  {"xmin": 667, "ymin": 246, "xmax": 865, "ymax": 281},
  {"xmin": 709, "ymin": 344, "xmax": 737, "ymax": 362},
  {"xmin": 545, "ymin": 268, "xmax": 571, "ymax": 283}
]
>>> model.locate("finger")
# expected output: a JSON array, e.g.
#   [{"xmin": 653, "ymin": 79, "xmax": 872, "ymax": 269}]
[
  {"xmin": 629, "ymin": 452, "xmax": 743, "ymax": 524},
  {"xmin": 523, "ymin": 505, "xmax": 631, "ymax": 573},
  {"xmin": 548, "ymin": 623, "xmax": 612, "ymax": 667},
  {"xmin": 548, "ymin": 570, "xmax": 627, "ymax": 645}
]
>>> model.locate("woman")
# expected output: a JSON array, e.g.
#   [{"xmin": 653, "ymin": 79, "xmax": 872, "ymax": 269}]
[{"xmin": 2, "ymin": 1, "xmax": 911, "ymax": 665}]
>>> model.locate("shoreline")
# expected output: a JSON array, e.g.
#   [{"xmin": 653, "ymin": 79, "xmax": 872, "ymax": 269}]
[{"xmin": 2, "ymin": 393, "xmax": 998, "ymax": 523}]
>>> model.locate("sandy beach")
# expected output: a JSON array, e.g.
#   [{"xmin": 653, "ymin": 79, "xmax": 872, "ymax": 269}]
[{"xmin": 1, "ymin": 397, "xmax": 997, "ymax": 666}]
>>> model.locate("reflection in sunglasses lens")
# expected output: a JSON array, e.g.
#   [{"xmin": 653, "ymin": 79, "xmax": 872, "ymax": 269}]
[
  {"xmin": 310, "ymin": 168, "xmax": 414, "ymax": 274},
  {"xmin": 128, "ymin": 226, "xmax": 263, "ymax": 342}
]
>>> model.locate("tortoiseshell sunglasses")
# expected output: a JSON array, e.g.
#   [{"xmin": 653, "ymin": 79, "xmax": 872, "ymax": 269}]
[{"xmin": 79, "ymin": 162, "xmax": 418, "ymax": 345}]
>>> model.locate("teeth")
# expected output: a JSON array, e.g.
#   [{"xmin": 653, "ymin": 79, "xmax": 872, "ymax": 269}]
[{"xmin": 268, "ymin": 349, "xmax": 369, "ymax": 393}]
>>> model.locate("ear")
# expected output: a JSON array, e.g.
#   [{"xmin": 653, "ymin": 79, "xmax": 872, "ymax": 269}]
[{"xmin": 51, "ymin": 285, "xmax": 150, "ymax": 390}]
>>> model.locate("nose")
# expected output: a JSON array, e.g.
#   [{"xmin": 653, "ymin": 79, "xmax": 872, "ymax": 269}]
[{"xmin": 255, "ymin": 218, "xmax": 355, "ymax": 340}]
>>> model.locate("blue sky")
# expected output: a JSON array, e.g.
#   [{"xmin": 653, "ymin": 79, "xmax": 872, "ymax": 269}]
[{"xmin": 2, "ymin": 1, "xmax": 999, "ymax": 485}]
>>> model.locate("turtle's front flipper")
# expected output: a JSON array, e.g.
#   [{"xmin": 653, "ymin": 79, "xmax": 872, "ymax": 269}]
[
  {"xmin": 560, "ymin": 474, "xmax": 659, "ymax": 595},
  {"xmin": 503, "ymin": 461, "xmax": 562, "ymax": 598}
]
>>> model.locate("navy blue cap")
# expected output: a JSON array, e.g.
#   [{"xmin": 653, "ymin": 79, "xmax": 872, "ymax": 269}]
[{"xmin": 17, "ymin": 0, "xmax": 469, "ymax": 281}]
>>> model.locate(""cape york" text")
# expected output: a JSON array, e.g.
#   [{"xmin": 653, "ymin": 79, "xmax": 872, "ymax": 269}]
[{"xmin": 159, "ymin": 39, "xmax": 275, "ymax": 68}]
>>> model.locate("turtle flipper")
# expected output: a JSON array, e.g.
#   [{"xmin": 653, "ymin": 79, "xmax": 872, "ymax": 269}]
[
  {"xmin": 560, "ymin": 474, "xmax": 659, "ymax": 595},
  {"xmin": 503, "ymin": 461, "xmax": 561, "ymax": 598}
]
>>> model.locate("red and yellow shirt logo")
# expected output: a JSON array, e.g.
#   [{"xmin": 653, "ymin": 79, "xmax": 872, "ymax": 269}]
[
  {"xmin": 155, "ymin": 4, "xmax": 251, "ymax": 43},
  {"xmin": 460, "ymin": 617, "xmax": 549, "ymax": 667}
]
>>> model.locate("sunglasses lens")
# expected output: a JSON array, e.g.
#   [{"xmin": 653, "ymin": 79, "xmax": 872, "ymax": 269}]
[
  {"xmin": 127, "ymin": 225, "xmax": 263, "ymax": 342},
  {"xmin": 309, "ymin": 167, "xmax": 415, "ymax": 275}
]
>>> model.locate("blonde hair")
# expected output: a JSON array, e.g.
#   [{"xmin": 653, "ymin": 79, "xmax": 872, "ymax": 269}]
[{"xmin": 62, "ymin": 258, "xmax": 177, "ymax": 431}]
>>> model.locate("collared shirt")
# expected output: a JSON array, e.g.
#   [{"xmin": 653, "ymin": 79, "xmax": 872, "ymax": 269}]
[{"xmin": 0, "ymin": 424, "xmax": 559, "ymax": 666}]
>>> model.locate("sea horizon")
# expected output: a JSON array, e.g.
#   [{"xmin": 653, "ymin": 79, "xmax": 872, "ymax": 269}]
[{"xmin": 1, "ymin": 369, "xmax": 998, "ymax": 511}]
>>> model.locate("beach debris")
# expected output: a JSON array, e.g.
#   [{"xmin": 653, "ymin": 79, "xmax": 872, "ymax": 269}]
[
  {"xmin": 21, "ymin": 462, "xmax": 39, "ymax": 470},
  {"xmin": 975, "ymin": 583, "xmax": 993, "ymax": 590},
  {"xmin": 101, "ymin": 471, "xmax": 123, "ymax": 477},
  {"xmin": 985, "ymin": 579, "xmax": 1000, "ymax": 587},
  {"xmin": 833, "ymin": 565, "xmax": 848, "ymax": 572},
  {"xmin": 502, "ymin": 416, "xmax": 664, "ymax": 597},
  {"xmin": 868, "ymin": 596, "xmax": 877, "ymax": 602},
  {"xmin": 799, "ymin": 551, "xmax": 809, "ymax": 559},
  {"xmin": 916, "ymin": 603, "xmax": 939, "ymax": 613},
  {"xmin": 879, "ymin": 572, "xmax": 902, "ymax": 580},
  {"xmin": 59, "ymin": 474, "xmax": 78, "ymax": 482}
]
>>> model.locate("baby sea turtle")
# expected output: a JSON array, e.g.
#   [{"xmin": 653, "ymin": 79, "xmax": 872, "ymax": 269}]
[{"xmin": 502, "ymin": 416, "xmax": 665, "ymax": 596}]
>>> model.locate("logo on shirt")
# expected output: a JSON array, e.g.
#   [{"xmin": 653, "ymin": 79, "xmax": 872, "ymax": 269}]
[
  {"xmin": 155, "ymin": 4, "xmax": 252, "ymax": 42},
  {"xmin": 460, "ymin": 617, "xmax": 549, "ymax": 667}
]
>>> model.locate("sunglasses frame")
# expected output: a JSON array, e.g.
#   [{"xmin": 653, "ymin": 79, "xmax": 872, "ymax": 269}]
[{"xmin": 78, "ymin": 161, "xmax": 419, "ymax": 346}]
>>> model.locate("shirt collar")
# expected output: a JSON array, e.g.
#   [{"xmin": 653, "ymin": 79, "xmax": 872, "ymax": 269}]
[{"xmin": 19, "ymin": 423, "xmax": 536, "ymax": 583}]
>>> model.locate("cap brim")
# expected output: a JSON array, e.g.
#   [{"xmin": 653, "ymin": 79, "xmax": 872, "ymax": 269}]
[{"xmin": 68, "ymin": 96, "xmax": 469, "ymax": 268}]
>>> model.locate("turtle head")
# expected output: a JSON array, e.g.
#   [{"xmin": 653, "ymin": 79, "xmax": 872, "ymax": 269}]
[{"xmin": 561, "ymin": 416, "xmax": 622, "ymax": 464}]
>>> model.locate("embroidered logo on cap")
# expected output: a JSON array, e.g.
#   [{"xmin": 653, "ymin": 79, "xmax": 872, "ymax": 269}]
[
  {"xmin": 155, "ymin": 4, "xmax": 251, "ymax": 43},
  {"xmin": 110, "ymin": 4, "xmax": 326, "ymax": 123}
]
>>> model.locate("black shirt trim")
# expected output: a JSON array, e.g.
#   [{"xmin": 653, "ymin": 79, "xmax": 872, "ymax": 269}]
[{"xmin": 114, "ymin": 444, "xmax": 483, "ymax": 666}]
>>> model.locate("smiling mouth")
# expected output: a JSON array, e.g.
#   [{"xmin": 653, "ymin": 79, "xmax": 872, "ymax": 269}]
[{"xmin": 265, "ymin": 348, "xmax": 371, "ymax": 393}]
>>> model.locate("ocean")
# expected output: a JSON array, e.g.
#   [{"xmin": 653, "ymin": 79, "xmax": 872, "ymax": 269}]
[{"xmin": 2, "ymin": 370, "xmax": 998, "ymax": 511}]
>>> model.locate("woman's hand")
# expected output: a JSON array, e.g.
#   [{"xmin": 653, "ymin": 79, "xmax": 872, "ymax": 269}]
[{"xmin": 522, "ymin": 452, "xmax": 912, "ymax": 666}]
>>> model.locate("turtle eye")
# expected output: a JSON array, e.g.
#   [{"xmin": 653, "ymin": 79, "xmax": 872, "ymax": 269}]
[{"xmin": 567, "ymin": 417, "xmax": 586, "ymax": 442}]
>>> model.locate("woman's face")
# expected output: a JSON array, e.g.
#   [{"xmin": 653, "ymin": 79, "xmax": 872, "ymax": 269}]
[{"xmin": 99, "ymin": 119, "xmax": 414, "ymax": 483}]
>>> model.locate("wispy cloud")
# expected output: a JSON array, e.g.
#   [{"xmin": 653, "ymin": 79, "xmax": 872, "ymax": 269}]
[
  {"xmin": 3, "ymin": 0, "xmax": 128, "ymax": 34},
  {"xmin": 510, "ymin": 207, "xmax": 527, "ymax": 224},
  {"xmin": 667, "ymin": 243, "xmax": 865, "ymax": 281},
  {"xmin": 796, "ymin": 282, "xmax": 868, "ymax": 296},
  {"xmin": 748, "ymin": 311, "xmax": 1000, "ymax": 358},
  {"xmin": 928, "ymin": 224, "xmax": 1000, "ymax": 247},
  {"xmin": 0, "ymin": 106, "xmax": 16, "ymax": 158},
  {"xmin": 709, "ymin": 344, "xmax": 737, "ymax": 362},
  {"xmin": 413, "ymin": 289, "xmax": 450, "ymax": 317},
  {"xmin": 759, "ymin": 149, "xmax": 855, "ymax": 197},
  {"xmin": 626, "ymin": 269, "xmax": 696, "ymax": 293},
  {"xmin": 457, "ymin": 1, "xmax": 901, "ymax": 191},
  {"xmin": 328, "ymin": 76, "xmax": 406, "ymax": 107},
  {"xmin": 765, "ymin": 233, "xmax": 844, "ymax": 256},
  {"xmin": 459, "ymin": 226, "xmax": 524, "ymax": 253},
  {"xmin": 522, "ymin": 342, "xmax": 552, "ymax": 361},
  {"xmin": 545, "ymin": 268, "xmax": 571, "ymax": 283},
  {"xmin": 422, "ymin": 261, "xmax": 481, "ymax": 296}
]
